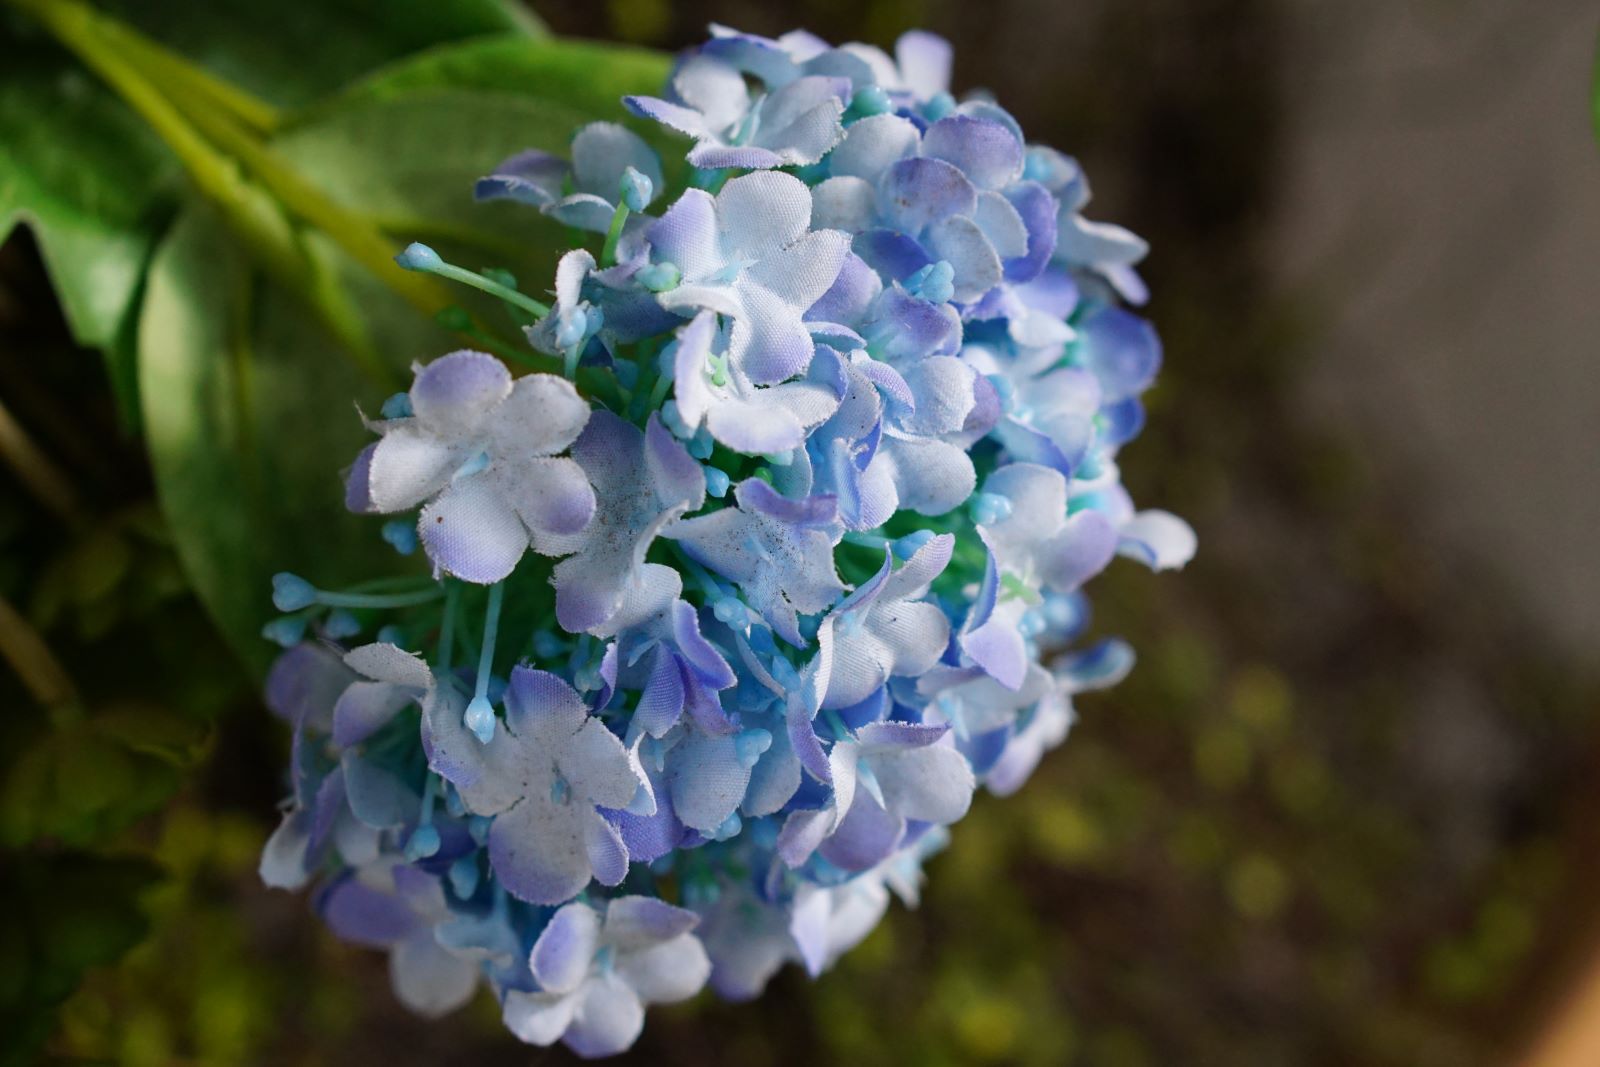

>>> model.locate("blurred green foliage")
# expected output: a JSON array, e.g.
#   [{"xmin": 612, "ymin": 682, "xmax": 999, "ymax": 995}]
[{"xmin": 1, "ymin": 1, "xmax": 1597, "ymax": 1065}]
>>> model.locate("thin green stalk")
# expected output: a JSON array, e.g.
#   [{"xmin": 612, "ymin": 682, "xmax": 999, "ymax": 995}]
[
  {"xmin": 0, "ymin": 593, "xmax": 77, "ymax": 709},
  {"xmin": 0, "ymin": 392, "xmax": 85, "ymax": 527},
  {"xmin": 85, "ymin": 6, "xmax": 281, "ymax": 135}
]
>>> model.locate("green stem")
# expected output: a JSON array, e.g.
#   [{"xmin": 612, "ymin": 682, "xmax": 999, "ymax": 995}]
[
  {"xmin": 473, "ymin": 582, "xmax": 505, "ymax": 702},
  {"xmin": 421, "ymin": 260, "xmax": 550, "ymax": 320},
  {"xmin": 437, "ymin": 582, "xmax": 461, "ymax": 674},
  {"xmin": 316, "ymin": 588, "xmax": 444, "ymax": 610},
  {"xmin": 82, "ymin": 4, "xmax": 281, "ymax": 135},
  {"xmin": 601, "ymin": 201, "xmax": 630, "ymax": 266},
  {"xmin": 0, "ymin": 593, "xmax": 77, "ymax": 709},
  {"xmin": 0, "ymin": 392, "xmax": 85, "ymax": 527}
]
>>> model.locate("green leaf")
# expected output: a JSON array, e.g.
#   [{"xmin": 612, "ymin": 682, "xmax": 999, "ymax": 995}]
[
  {"xmin": 0, "ymin": 29, "xmax": 174, "ymax": 416},
  {"xmin": 309, "ymin": 33, "xmax": 670, "ymax": 121},
  {"xmin": 138, "ymin": 41, "xmax": 672, "ymax": 673},
  {"xmin": 0, "ymin": 851, "xmax": 159, "ymax": 1067},
  {"xmin": 0, "ymin": 0, "xmax": 548, "ymax": 422},
  {"xmin": 92, "ymin": 0, "xmax": 545, "ymax": 108}
]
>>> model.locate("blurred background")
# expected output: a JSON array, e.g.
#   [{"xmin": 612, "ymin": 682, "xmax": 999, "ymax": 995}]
[{"xmin": 2, "ymin": 1, "xmax": 1597, "ymax": 1064}]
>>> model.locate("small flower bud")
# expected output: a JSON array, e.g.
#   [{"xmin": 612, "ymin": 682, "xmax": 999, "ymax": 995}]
[{"xmin": 619, "ymin": 166, "xmax": 653, "ymax": 212}]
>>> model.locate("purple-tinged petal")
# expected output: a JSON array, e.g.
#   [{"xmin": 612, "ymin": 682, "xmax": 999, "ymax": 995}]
[
  {"xmin": 1078, "ymin": 306, "xmax": 1162, "ymax": 401},
  {"xmin": 895, "ymin": 31, "xmax": 953, "ymax": 100},
  {"xmin": 878, "ymin": 157, "xmax": 977, "ymax": 236},
  {"xmin": 418, "ymin": 477, "xmax": 529, "ymax": 584},
  {"xmin": 922, "ymin": 115, "xmax": 1024, "ymax": 190},
  {"xmin": 605, "ymin": 896, "xmax": 700, "ymax": 947},
  {"xmin": 818, "ymin": 792, "xmax": 904, "ymax": 872},
  {"xmin": 646, "ymin": 189, "xmax": 722, "ymax": 281},
  {"xmin": 1037, "ymin": 509, "xmax": 1118, "ymax": 591},
  {"xmin": 531, "ymin": 902, "xmax": 601, "ymax": 995},
  {"xmin": 1003, "ymin": 180, "xmax": 1058, "ymax": 282},
  {"xmin": 508, "ymin": 457, "xmax": 596, "ymax": 542},
  {"xmin": 345, "ymin": 443, "xmax": 376, "ymax": 513},
  {"xmin": 667, "ymin": 732, "xmax": 752, "ymax": 832},
  {"xmin": 320, "ymin": 875, "xmax": 416, "ymax": 947},
  {"xmin": 410, "ymin": 350, "xmax": 510, "ymax": 430},
  {"xmin": 332, "ymin": 681, "xmax": 413, "ymax": 748},
  {"xmin": 474, "ymin": 149, "xmax": 569, "ymax": 206},
  {"xmin": 1117, "ymin": 510, "xmax": 1196, "ymax": 571},
  {"xmin": 853, "ymin": 229, "xmax": 933, "ymax": 284},
  {"xmin": 489, "ymin": 798, "xmax": 594, "ymax": 905},
  {"xmin": 585, "ymin": 809, "xmax": 630, "ymax": 886}
]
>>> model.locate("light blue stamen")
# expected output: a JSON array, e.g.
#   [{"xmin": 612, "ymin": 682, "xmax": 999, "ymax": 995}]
[
  {"xmin": 381, "ymin": 520, "xmax": 417, "ymax": 555},
  {"xmin": 322, "ymin": 610, "xmax": 360, "ymax": 640},
  {"xmin": 261, "ymin": 615, "xmax": 307, "ymax": 647},
  {"xmin": 271, "ymin": 573, "xmax": 318, "ymax": 612},
  {"xmin": 465, "ymin": 582, "xmax": 505, "ymax": 745},
  {"xmin": 637, "ymin": 261, "xmax": 681, "ymax": 293},
  {"xmin": 379, "ymin": 392, "xmax": 413, "ymax": 419},
  {"xmin": 704, "ymin": 466, "xmax": 730, "ymax": 498},
  {"xmin": 971, "ymin": 492, "xmax": 1013, "ymax": 526},
  {"xmin": 448, "ymin": 854, "xmax": 480, "ymax": 899}
]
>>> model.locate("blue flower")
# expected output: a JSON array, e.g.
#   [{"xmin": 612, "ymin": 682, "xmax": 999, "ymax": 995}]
[
  {"xmin": 262, "ymin": 21, "xmax": 1195, "ymax": 1051},
  {"xmin": 477, "ymin": 121, "xmax": 664, "ymax": 252},
  {"xmin": 546, "ymin": 411, "xmax": 706, "ymax": 634},
  {"xmin": 671, "ymin": 309, "xmax": 846, "ymax": 454},
  {"xmin": 625, "ymin": 53, "xmax": 849, "ymax": 169},
  {"xmin": 813, "ymin": 534, "xmax": 954, "ymax": 709},
  {"xmin": 348, "ymin": 352, "xmax": 596, "ymax": 584},
  {"xmin": 779, "ymin": 721, "xmax": 974, "ymax": 872},
  {"xmin": 648, "ymin": 170, "xmax": 851, "ymax": 384},
  {"xmin": 502, "ymin": 896, "xmax": 710, "ymax": 1056},
  {"xmin": 667, "ymin": 477, "xmax": 846, "ymax": 647},
  {"xmin": 423, "ymin": 667, "xmax": 644, "ymax": 904},
  {"xmin": 318, "ymin": 861, "xmax": 481, "ymax": 1017}
]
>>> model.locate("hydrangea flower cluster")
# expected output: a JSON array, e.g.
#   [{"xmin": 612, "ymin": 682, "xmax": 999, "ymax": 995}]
[{"xmin": 260, "ymin": 25, "xmax": 1194, "ymax": 1057}]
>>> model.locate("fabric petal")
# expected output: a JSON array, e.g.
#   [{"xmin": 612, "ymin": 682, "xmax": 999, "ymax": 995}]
[
  {"xmin": 1118, "ymin": 509, "xmax": 1197, "ymax": 571},
  {"xmin": 878, "ymin": 157, "xmax": 976, "ymax": 237},
  {"xmin": 418, "ymin": 476, "xmax": 529, "ymax": 584},
  {"xmin": 564, "ymin": 971, "xmax": 646, "ymax": 1058},
  {"xmin": 616, "ymin": 934, "xmax": 711, "ymax": 1004},
  {"xmin": 829, "ymin": 113, "xmax": 920, "ymax": 181},
  {"xmin": 606, "ymin": 896, "xmax": 700, "ymax": 948},
  {"xmin": 716, "ymin": 171, "xmax": 815, "ymax": 261},
  {"xmin": 922, "ymin": 115, "xmax": 1024, "ymax": 190},
  {"xmin": 366, "ymin": 426, "xmax": 462, "ymax": 513},
  {"xmin": 872, "ymin": 743, "xmax": 975, "ymax": 823},
  {"xmin": 390, "ymin": 933, "xmax": 479, "ymax": 1018},
  {"xmin": 410, "ymin": 350, "xmax": 510, "ymax": 431},
  {"xmin": 503, "ymin": 989, "xmax": 577, "ymax": 1047},
  {"xmin": 487, "ymin": 797, "xmax": 594, "ymax": 905},
  {"xmin": 489, "ymin": 371, "xmax": 591, "ymax": 456},
  {"xmin": 647, "ymin": 189, "xmax": 722, "ymax": 281},
  {"xmin": 817, "ymin": 791, "xmax": 904, "ymax": 872},
  {"xmin": 572, "ymin": 121, "xmax": 664, "ymax": 203},
  {"xmin": 560, "ymin": 718, "xmax": 641, "ymax": 810},
  {"xmin": 668, "ymin": 732, "xmax": 753, "ymax": 833},
  {"xmin": 925, "ymin": 214, "xmax": 1003, "ymax": 302}
]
